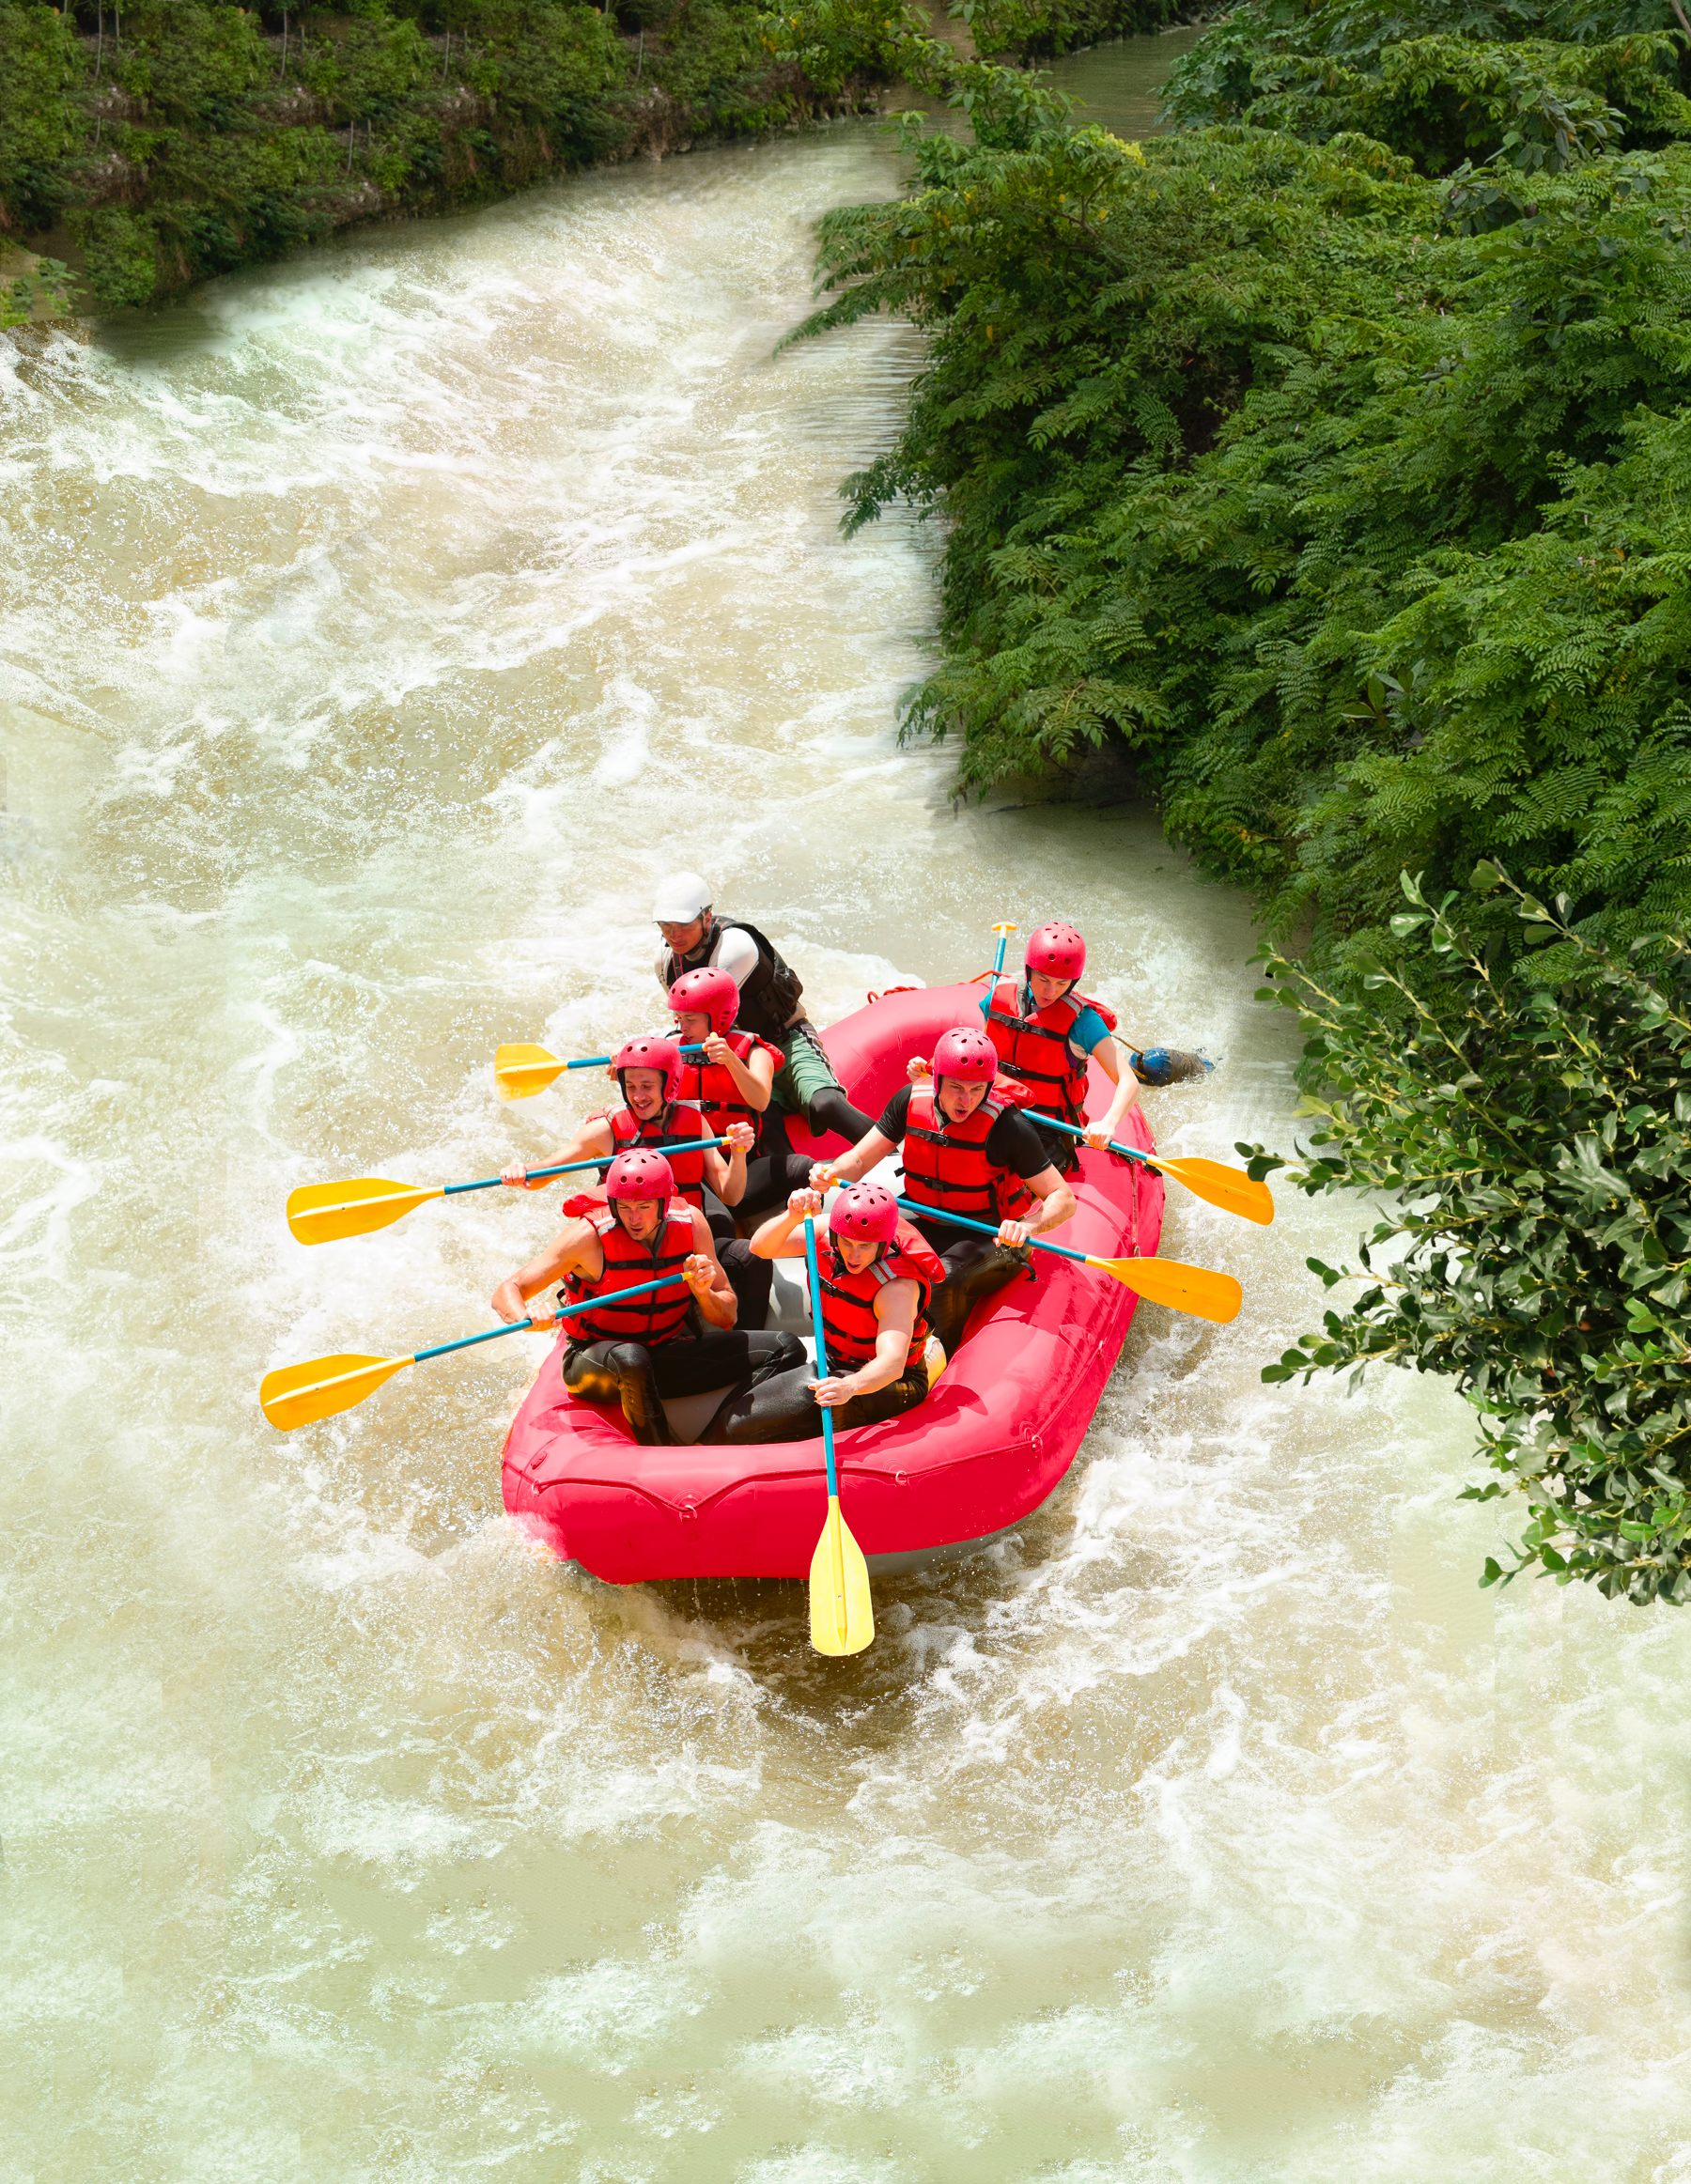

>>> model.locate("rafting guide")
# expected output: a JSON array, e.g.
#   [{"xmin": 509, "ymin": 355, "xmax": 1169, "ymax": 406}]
[
  {"xmin": 652, "ymin": 870, "xmax": 877, "ymax": 1147},
  {"xmin": 265, "ymin": 895, "xmax": 1262, "ymax": 1656}
]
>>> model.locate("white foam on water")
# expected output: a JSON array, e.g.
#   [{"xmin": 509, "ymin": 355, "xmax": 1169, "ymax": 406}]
[{"xmin": 5, "ymin": 105, "xmax": 1691, "ymax": 2184}]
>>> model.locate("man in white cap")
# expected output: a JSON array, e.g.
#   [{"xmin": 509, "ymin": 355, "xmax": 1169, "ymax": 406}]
[{"xmin": 652, "ymin": 870, "xmax": 876, "ymax": 1159}]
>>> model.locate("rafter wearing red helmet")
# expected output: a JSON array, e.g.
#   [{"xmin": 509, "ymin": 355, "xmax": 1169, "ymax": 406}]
[
  {"xmin": 498, "ymin": 1032, "xmax": 773, "ymax": 1328},
  {"xmin": 667, "ymin": 967, "xmax": 782, "ymax": 1136},
  {"xmin": 489, "ymin": 1150, "xmax": 803, "ymax": 1448},
  {"xmin": 501, "ymin": 1033, "xmax": 750, "ymax": 1212},
  {"xmin": 981, "ymin": 922, "xmax": 1141, "ymax": 1168},
  {"xmin": 706, "ymin": 1184, "xmax": 949, "ymax": 1445},
  {"xmin": 651, "ymin": 869, "xmax": 878, "ymax": 1150},
  {"xmin": 810, "ymin": 1024, "xmax": 1078, "ymax": 1356}
]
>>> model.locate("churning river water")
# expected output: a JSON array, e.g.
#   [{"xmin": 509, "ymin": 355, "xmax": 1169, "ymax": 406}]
[{"xmin": 6, "ymin": 36, "xmax": 1691, "ymax": 2183}]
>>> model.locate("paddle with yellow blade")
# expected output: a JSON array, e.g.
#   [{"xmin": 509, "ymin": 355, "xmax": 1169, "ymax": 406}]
[
  {"xmin": 1025, "ymin": 1110, "xmax": 1274, "ymax": 1227},
  {"xmin": 259, "ymin": 1275, "xmax": 686, "ymax": 1432},
  {"xmin": 896, "ymin": 1200, "xmax": 1243, "ymax": 1324},
  {"xmin": 800, "ymin": 1212, "xmax": 875, "ymax": 1657},
  {"xmin": 494, "ymin": 1040, "xmax": 706, "ymax": 1102},
  {"xmin": 286, "ymin": 1137, "xmax": 730, "ymax": 1247}
]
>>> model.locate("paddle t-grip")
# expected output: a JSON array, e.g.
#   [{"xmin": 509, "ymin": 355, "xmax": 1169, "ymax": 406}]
[{"xmin": 980, "ymin": 921, "xmax": 1018, "ymax": 1018}]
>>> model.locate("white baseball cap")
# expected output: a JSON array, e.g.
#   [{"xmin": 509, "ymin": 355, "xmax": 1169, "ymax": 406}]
[{"xmin": 652, "ymin": 871, "xmax": 712, "ymax": 923}]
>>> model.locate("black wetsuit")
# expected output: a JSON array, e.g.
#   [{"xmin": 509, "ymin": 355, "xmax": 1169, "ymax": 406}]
[
  {"xmin": 562, "ymin": 1324, "xmax": 805, "ymax": 1448},
  {"xmin": 705, "ymin": 1355, "xmax": 929, "ymax": 1445},
  {"xmin": 698, "ymin": 1185, "xmax": 774, "ymax": 1330}
]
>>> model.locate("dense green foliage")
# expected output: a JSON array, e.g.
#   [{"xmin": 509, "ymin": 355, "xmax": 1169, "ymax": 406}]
[
  {"xmin": 0, "ymin": 0, "xmax": 919, "ymax": 306},
  {"xmin": 804, "ymin": 54, "xmax": 1691, "ymax": 956},
  {"xmin": 1253, "ymin": 872, "xmax": 1691, "ymax": 1602},
  {"xmin": 1165, "ymin": 0, "xmax": 1691, "ymax": 172},
  {"xmin": 958, "ymin": 0, "xmax": 1180, "ymax": 67},
  {"xmin": 801, "ymin": 6, "xmax": 1691, "ymax": 1592}
]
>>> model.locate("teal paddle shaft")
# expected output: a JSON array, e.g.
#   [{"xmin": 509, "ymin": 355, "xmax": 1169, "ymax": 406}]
[
  {"xmin": 801, "ymin": 1215, "xmax": 841, "ymax": 1501},
  {"xmin": 979, "ymin": 924, "xmax": 1016, "ymax": 1023},
  {"xmin": 897, "ymin": 1196, "xmax": 1090, "ymax": 1268},
  {"xmin": 412, "ymin": 1275, "xmax": 687, "ymax": 1363},
  {"xmin": 442, "ymin": 1136, "xmax": 730, "ymax": 1198},
  {"xmin": 1023, "ymin": 1111, "xmax": 1146, "ymax": 1167},
  {"xmin": 564, "ymin": 1042, "xmax": 705, "ymax": 1071}
]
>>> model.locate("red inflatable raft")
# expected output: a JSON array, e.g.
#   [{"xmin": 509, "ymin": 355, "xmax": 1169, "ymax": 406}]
[{"xmin": 501, "ymin": 982, "xmax": 1164, "ymax": 1580}]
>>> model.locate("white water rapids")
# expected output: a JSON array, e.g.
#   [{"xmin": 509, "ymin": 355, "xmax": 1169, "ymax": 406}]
[{"xmin": 5, "ymin": 56, "xmax": 1691, "ymax": 2182}]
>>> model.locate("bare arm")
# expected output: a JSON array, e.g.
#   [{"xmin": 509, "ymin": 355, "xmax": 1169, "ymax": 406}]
[
  {"xmin": 810, "ymin": 1126, "xmax": 896, "ymax": 1191},
  {"xmin": 706, "ymin": 1033, "xmax": 775, "ymax": 1113},
  {"xmin": 501, "ymin": 1114, "xmax": 613, "ymax": 1190},
  {"xmin": 1086, "ymin": 1034, "xmax": 1141, "ymax": 1145},
  {"xmin": 706, "ymin": 1120, "xmax": 755, "ymax": 1208},
  {"xmin": 750, "ymin": 1187, "xmax": 824, "ymax": 1260},
  {"xmin": 490, "ymin": 1216, "xmax": 597, "ymax": 1324},
  {"xmin": 814, "ymin": 1281, "xmax": 918, "ymax": 1405},
  {"xmin": 998, "ymin": 1165, "xmax": 1076, "ymax": 1247},
  {"xmin": 685, "ymin": 1207, "xmax": 737, "ymax": 1329}
]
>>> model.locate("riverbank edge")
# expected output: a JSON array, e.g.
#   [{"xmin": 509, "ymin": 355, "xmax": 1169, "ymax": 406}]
[
  {"xmin": 0, "ymin": 0, "xmax": 923, "ymax": 324},
  {"xmin": 0, "ymin": 0, "xmax": 1211, "ymax": 330}
]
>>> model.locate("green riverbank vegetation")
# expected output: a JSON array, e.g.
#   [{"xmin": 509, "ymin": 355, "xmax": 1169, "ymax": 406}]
[
  {"xmin": 0, "ymin": 0, "xmax": 923, "ymax": 311},
  {"xmin": 802, "ymin": 3, "xmax": 1691, "ymax": 1599}
]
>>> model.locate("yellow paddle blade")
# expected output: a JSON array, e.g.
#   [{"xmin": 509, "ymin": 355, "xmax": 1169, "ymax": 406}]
[
  {"xmin": 287, "ymin": 1177, "xmax": 444, "ymax": 1245},
  {"xmin": 809, "ymin": 1495, "xmax": 875, "ymax": 1656},
  {"xmin": 495, "ymin": 1042, "xmax": 564, "ymax": 1101},
  {"xmin": 1088, "ymin": 1253, "xmax": 1243, "ymax": 1324},
  {"xmin": 1149, "ymin": 1154, "xmax": 1276, "ymax": 1227},
  {"xmin": 259, "ymin": 1351, "xmax": 413, "ymax": 1432}
]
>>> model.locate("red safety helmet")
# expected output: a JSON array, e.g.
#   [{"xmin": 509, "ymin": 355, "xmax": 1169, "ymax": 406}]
[
  {"xmin": 931, "ymin": 1025, "xmax": 1000, "ymax": 1086},
  {"xmin": 830, "ymin": 1182, "xmax": 898, "ymax": 1247},
  {"xmin": 605, "ymin": 1149, "xmax": 676, "ymax": 1202},
  {"xmin": 613, "ymin": 1033, "xmax": 684, "ymax": 1102},
  {"xmin": 668, "ymin": 966, "xmax": 739, "ymax": 1036},
  {"xmin": 1026, "ymin": 921, "xmax": 1086, "ymax": 983}
]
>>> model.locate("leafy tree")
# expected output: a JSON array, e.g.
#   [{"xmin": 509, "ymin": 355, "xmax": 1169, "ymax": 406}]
[
  {"xmin": 0, "ymin": 252, "xmax": 72, "ymax": 325},
  {"xmin": 799, "ymin": 71, "xmax": 1691, "ymax": 957},
  {"xmin": 0, "ymin": 1, "xmax": 89, "ymax": 234},
  {"xmin": 1165, "ymin": 0, "xmax": 1691, "ymax": 173},
  {"xmin": 1252, "ymin": 871, "xmax": 1691, "ymax": 1603},
  {"xmin": 0, "ymin": 0, "xmax": 915, "ymax": 309},
  {"xmin": 954, "ymin": 0, "xmax": 1178, "ymax": 67},
  {"xmin": 799, "ymin": 12, "xmax": 1691, "ymax": 1595}
]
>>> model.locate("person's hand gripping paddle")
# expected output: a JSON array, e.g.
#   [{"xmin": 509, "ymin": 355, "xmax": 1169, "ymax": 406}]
[
  {"xmin": 801, "ymin": 1213, "xmax": 875, "ymax": 1657},
  {"xmin": 977, "ymin": 921, "xmax": 1017, "ymax": 1019}
]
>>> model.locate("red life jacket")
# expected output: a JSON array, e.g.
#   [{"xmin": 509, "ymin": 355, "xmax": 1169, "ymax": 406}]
[
  {"xmin": 563, "ymin": 1203, "xmax": 697, "ymax": 1347},
  {"xmin": 985, "ymin": 978, "xmax": 1118, "ymax": 1130},
  {"xmin": 815, "ymin": 1219, "xmax": 945, "ymax": 1369},
  {"xmin": 600, "ymin": 1100, "xmax": 712, "ymax": 1207},
  {"xmin": 676, "ymin": 1030, "xmax": 781, "ymax": 1137},
  {"xmin": 901, "ymin": 1087, "xmax": 1033, "ymax": 1224}
]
